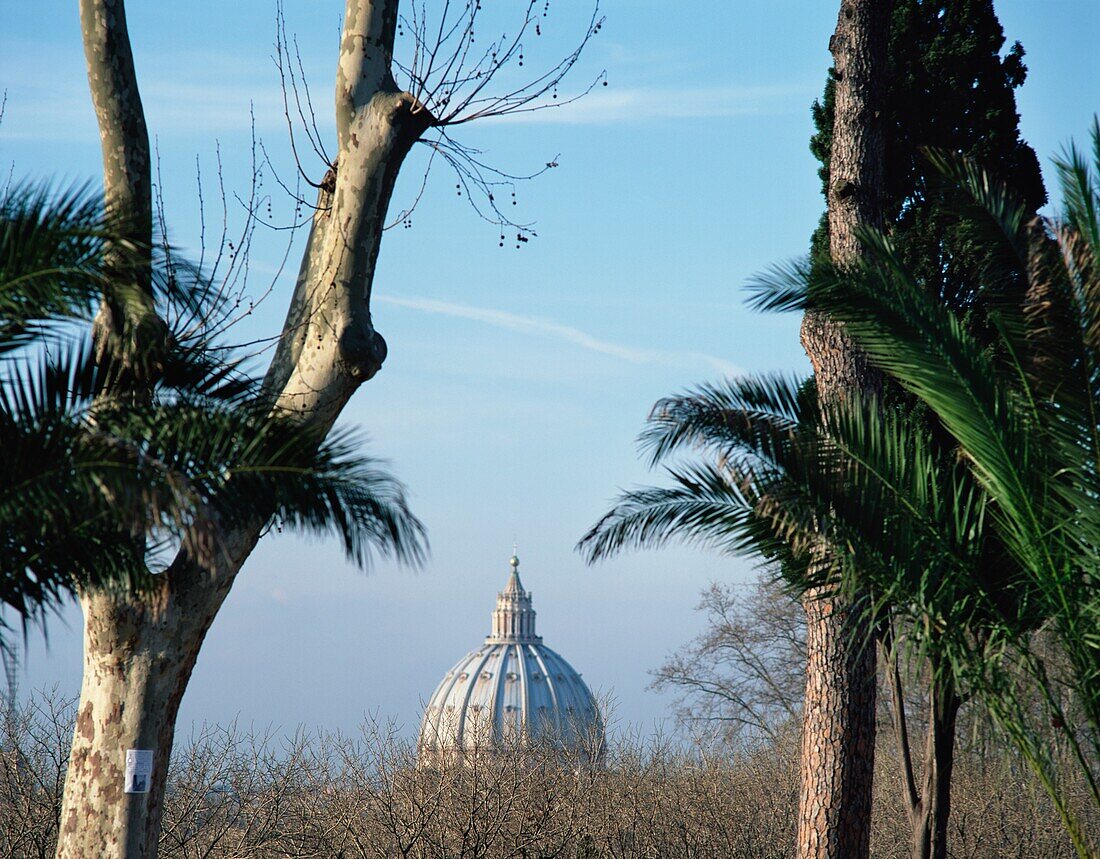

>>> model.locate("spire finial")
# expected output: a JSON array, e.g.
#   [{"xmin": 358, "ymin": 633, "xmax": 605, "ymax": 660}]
[{"xmin": 489, "ymin": 547, "xmax": 538, "ymax": 642}]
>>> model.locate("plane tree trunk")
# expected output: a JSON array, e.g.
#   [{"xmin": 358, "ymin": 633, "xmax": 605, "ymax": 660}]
[
  {"xmin": 795, "ymin": 1, "xmax": 890, "ymax": 857},
  {"xmin": 56, "ymin": 532, "xmax": 258, "ymax": 857},
  {"xmin": 56, "ymin": 1, "xmax": 431, "ymax": 856}
]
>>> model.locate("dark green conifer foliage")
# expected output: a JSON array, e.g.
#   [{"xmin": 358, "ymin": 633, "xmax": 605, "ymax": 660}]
[{"xmin": 810, "ymin": 0, "xmax": 1046, "ymax": 310}]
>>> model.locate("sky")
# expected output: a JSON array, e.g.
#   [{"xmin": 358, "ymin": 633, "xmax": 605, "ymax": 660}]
[{"xmin": 2, "ymin": 1, "xmax": 1099, "ymax": 740}]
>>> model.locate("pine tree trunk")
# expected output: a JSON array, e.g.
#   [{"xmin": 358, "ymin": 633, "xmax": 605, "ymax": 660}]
[
  {"xmin": 795, "ymin": 1, "xmax": 889, "ymax": 857},
  {"xmin": 796, "ymin": 595, "xmax": 878, "ymax": 858},
  {"xmin": 56, "ymin": 1, "xmax": 430, "ymax": 855}
]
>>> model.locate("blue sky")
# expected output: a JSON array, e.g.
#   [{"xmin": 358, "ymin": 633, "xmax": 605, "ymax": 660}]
[{"xmin": 3, "ymin": 1, "xmax": 1099, "ymax": 738}]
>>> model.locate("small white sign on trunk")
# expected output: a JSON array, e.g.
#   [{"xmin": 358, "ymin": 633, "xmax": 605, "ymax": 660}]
[{"xmin": 124, "ymin": 749, "xmax": 154, "ymax": 794}]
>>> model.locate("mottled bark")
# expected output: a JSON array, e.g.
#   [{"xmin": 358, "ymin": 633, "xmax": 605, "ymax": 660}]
[
  {"xmin": 79, "ymin": 0, "xmax": 150, "ymax": 238},
  {"xmin": 264, "ymin": 0, "xmax": 432, "ymax": 426},
  {"xmin": 80, "ymin": 0, "xmax": 161, "ymax": 379},
  {"xmin": 795, "ymin": 1, "xmax": 890, "ymax": 858},
  {"xmin": 56, "ymin": 529, "xmax": 260, "ymax": 858},
  {"xmin": 58, "ymin": 1, "xmax": 430, "ymax": 856}
]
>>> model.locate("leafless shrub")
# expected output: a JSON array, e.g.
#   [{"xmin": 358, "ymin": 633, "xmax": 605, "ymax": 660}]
[
  {"xmin": 0, "ymin": 687, "xmax": 1092, "ymax": 858},
  {"xmin": 0, "ymin": 690, "xmax": 72, "ymax": 859}
]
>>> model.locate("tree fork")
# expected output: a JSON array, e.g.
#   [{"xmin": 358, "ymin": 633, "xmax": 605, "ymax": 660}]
[
  {"xmin": 883, "ymin": 630, "xmax": 962, "ymax": 859},
  {"xmin": 59, "ymin": 2, "xmax": 431, "ymax": 856},
  {"xmin": 911, "ymin": 672, "xmax": 961, "ymax": 859}
]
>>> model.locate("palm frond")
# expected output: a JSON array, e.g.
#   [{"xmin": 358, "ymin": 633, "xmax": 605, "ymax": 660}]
[
  {"xmin": 922, "ymin": 147, "xmax": 1031, "ymax": 270},
  {"xmin": 578, "ymin": 463, "xmax": 757, "ymax": 563},
  {"xmin": 799, "ymin": 238, "xmax": 1053, "ymax": 579},
  {"xmin": 0, "ymin": 181, "xmax": 111, "ymax": 352},
  {"xmin": 0, "ymin": 177, "xmax": 428, "ymax": 635},
  {"xmin": 640, "ymin": 374, "xmax": 808, "ymax": 467},
  {"xmin": 744, "ymin": 256, "xmax": 813, "ymax": 314},
  {"xmin": 1054, "ymin": 133, "xmax": 1100, "ymax": 254}
]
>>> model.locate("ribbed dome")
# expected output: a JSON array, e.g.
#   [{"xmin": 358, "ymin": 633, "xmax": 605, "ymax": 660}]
[{"xmin": 419, "ymin": 555, "xmax": 603, "ymax": 762}]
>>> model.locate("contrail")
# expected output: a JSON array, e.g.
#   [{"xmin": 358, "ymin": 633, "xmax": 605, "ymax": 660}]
[{"xmin": 375, "ymin": 294, "xmax": 742, "ymax": 377}]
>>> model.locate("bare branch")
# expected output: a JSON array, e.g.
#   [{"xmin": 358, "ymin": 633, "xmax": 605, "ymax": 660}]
[{"xmin": 394, "ymin": 0, "xmax": 606, "ymax": 127}]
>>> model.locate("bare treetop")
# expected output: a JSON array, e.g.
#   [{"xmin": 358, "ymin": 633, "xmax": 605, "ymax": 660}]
[
  {"xmin": 275, "ymin": 0, "xmax": 605, "ymax": 236},
  {"xmin": 396, "ymin": 0, "xmax": 606, "ymax": 127}
]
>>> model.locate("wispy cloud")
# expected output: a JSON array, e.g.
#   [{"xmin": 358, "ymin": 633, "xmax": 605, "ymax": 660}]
[
  {"xmin": 482, "ymin": 82, "xmax": 816, "ymax": 126},
  {"xmin": 142, "ymin": 81, "xmax": 293, "ymax": 135},
  {"xmin": 0, "ymin": 43, "xmax": 298, "ymax": 142},
  {"xmin": 375, "ymin": 294, "xmax": 741, "ymax": 377},
  {"xmin": 0, "ymin": 31, "xmax": 812, "ymax": 141}
]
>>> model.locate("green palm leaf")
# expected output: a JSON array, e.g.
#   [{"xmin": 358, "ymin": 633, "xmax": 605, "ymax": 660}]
[{"xmin": 0, "ymin": 177, "xmax": 427, "ymax": 636}]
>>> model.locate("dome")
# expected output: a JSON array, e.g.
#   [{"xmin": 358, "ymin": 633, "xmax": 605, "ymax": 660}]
[{"xmin": 418, "ymin": 555, "xmax": 604, "ymax": 763}]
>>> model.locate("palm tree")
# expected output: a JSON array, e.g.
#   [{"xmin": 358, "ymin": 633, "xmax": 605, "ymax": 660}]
[
  {"xmin": 580, "ymin": 134, "xmax": 1100, "ymax": 858},
  {"xmin": 0, "ymin": 180, "xmax": 427, "ymax": 639},
  {"xmin": 758, "ymin": 133, "xmax": 1100, "ymax": 856},
  {"xmin": 578, "ymin": 372, "xmax": 996, "ymax": 859}
]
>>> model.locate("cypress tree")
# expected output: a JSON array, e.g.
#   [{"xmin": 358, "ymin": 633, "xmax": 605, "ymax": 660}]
[{"xmin": 810, "ymin": 0, "xmax": 1046, "ymax": 309}]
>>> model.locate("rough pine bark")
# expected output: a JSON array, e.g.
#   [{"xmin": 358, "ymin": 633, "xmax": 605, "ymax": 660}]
[
  {"xmin": 56, "ymin": 1, "xmax": 431, "ymax": 856},
  {"xmin": 795, "ymin": 1, "xmax": 889, "ymax": 858}
]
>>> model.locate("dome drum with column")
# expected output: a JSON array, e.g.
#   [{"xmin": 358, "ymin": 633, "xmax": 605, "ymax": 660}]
[{"xmin": 418, "ymin": 555, "xmax": 604, "ymax": 764}]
